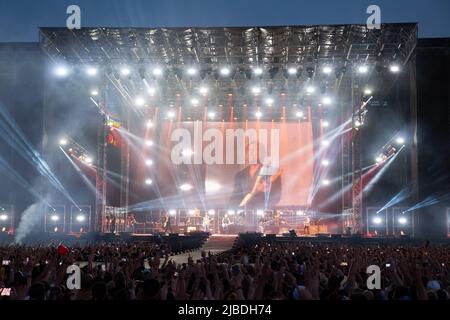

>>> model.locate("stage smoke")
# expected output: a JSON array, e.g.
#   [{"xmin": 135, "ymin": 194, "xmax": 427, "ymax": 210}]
[{"xmin": 14, "ymin": 202, "xmax": 45, "ymax": 244}]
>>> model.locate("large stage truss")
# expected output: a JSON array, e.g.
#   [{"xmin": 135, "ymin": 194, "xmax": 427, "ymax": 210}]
[{"xmin": 39, "ymin": 24, "xmax": 417, "ymax": 234}]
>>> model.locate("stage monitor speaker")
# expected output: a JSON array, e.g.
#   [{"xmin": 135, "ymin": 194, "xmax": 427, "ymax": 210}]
[
  {"xmin": 331, "ymin": 234, "xmax": 342, "ymax": 239},
  {"xmin": 316, "ymin": 233, "xmax": 330, "ymax": 238}
]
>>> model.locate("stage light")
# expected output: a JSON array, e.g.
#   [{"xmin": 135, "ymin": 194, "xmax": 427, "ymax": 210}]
[
  {"xmin": 322, "ymin": 121, "xmax": 330, "ymax": 127},
  {"xmin": 135, "ymin": 97, "xmax": 145, "ymax": 107},
  {"xmin": 181, "ymin": 149, "xmax": 193, "ymax": 157},
  {"xmin": 54, "ymin": 65, "xmax": 69, "ymax": 77},
  {"xmin": 90, "ymin": 90, "xmax": 99, "ymax": 96},
  {"xmin": 169, "ymin": 209, "xmax": 176, "ymax": 216},
  {"xmin": 354, "ymin": 119, "xmax": 362, "ymax": 127},
  {"xmin": 306, "ymin": 86, "xmax": 315, "ymax": 94},
  {"xmin": 120, "ymin": 67, "xmax": 131, "ymax": 76},
  {"xmin": 296, "ymin": 111, "xmax": 304, "ymax": 118},
  {"xmin": 287, "ymin": 67, "xmax": 297, "ymax": 75},
  {"xmin": 296, "ymin": 210, "xmax": 305, "ymax": 216},
  {"xmin": 191, "ymin": 98, "xmax": 199, "ymax": 106},
  {"xmin": 390, "ymin": 64, "xmax": 400, "ymax": 73},
  {"xmin": 208, "ymin": 111, "xmax": 216, "ymax": 119},
  {"xmin": 76, "ymin": 215, "xmax": 86, "ymax": 222},
  {"xmin": 50, "ymin": 215, "xmax": 59, "ymax": 222},
  {"xmin": 199, "ymin": 86, "xmax": 208, "ymax": 95},
  {"xmin": 187, "ymin": 67, "xmax": 197, "ymax": 76},
  {"xmin": 146, "ymin": 120, "xmax": 153, "ymax": 128},
  {"xmin": 220, "ymin": 67, "xmax": 231, "ymax": 76},
  {"xmin": 145, "ymin": 140, "xmax": 154, "ymax": 147},
  {"xmin": 0, "ymin": 214, "xmax": 8, "ymax": 221},
  {"xmin": 265, "ymin": 97, "xmax": 274, "ymax": 105},
  {"xmin": 145, "ymin": 159, "xmax": 154, "ymax": 166},
  {"xmin": 253, "ymin": 67, "xmax": 263, "ymax": 75},
  {"xmin": 321, "ymin": 159, "xmax": 330, "ymax": 166},
  {"xmin": 322, "ymin": 97, "xmax": 332, "ymax": 105},
  {"xmin": 396, "ymin": 137, "xmax": 405, "ymax": 145},
  {"xmin": 358, "ymin": 65, "xmax": 368, "ymax": 74},
  {"xmin": 321, "ymin": 140, "xmax": 330, "ymax": 147},
  {"xmin": 375, "ymin": 156, "xmax": 383, "ymax": 163},
  {"xmin": 147, "ymin": 87, "xmax": 156, "ymax": 96},
  {"xmin": 188, "ymin": 209, "xmax": 195, "ymax": 215},
  {"xmin": 322, "ymin": 179, "xmax": 330, "ymax": 186},
  {"xmin": 145, "ymin": 178, "xmax": 153, "ymax": 185},
  {"xmin": 364, "ymin": 88, "xmax": 373, "ymax": 95},
  {"xmin": 152, "ymin": 67, "xmax": 163, "ymax": 76},
  {"xmin": 205, "ymin": 180, "xmax": 221, "ymax": 192},
  {"xmin": 86, "ymin": 66, "xmax": 98, "ymax": 76},
  {"xmin": 398, "ymin": 217, "xmax": 407, "ymax": 225},
  {"xmin": 257, "ymin": 209, "xmax": 264, "ymax": 216},
  {"xmin": 167, "ymin": 111, "xmax": 176, "ymax": 119},
  {"xmin": 255, "ymin": 111, "xmax": 263, "ymax": 119},
  {"xmin": 180, "ymin": 183, "xmax": 193, "ymax": 191},
  {"xmin": 251, "ymin": 86, "xmax": 261, "ymax": 95},
  {"xmin": 208, "ymin": 209, "xmax": 215, "ymax": 215},
  {"xmin": 227, "ymin": 210, "xmax": 235, "ymax": 215},
  {"xmin": 54, "ymin": 227, "xmax": 58, "ymax": 232},
  {"xmin": 85, "ymin": 157, "xmax": 93, "ymax": 164},
  {"xmin": 59, "ymin": 138, "xmax": 68, "ymax": 146},
  {"xmin": 373, "ymin": 216, "xmax": 383, "ymax": 225},
  {"xmin": 323, "ymin": 66, "xmax": 333, "ymax": 74}
]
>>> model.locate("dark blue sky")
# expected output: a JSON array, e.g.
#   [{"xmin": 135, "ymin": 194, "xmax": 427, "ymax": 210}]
[{"xmin": 1, "ymin": 0, "xmax": 449, "ymax": 42}]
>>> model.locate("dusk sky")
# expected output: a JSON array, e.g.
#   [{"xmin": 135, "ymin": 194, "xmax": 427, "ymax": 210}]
[{"xmin": 0, "ymin": 0, "xmax": 449, "ymax": 42}]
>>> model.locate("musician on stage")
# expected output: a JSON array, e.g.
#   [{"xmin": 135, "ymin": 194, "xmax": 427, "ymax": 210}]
[
  {"xmin": 202, "ymin": 213, "xmax": 211, "ymax": 232},
  {"xmin": 163, "ymin": 212, "xmax": 172, "ymax": 234},
  {"xmin": 110, "ymin": 215, "xmax": 116, "ymax": 234},
  {"xmin": 304, "ymin": 216, "xmax": 311, "ymax": 235},
  {"xmin": 221, "ymin": 213, "xmax": 231, "ymax": 234}
]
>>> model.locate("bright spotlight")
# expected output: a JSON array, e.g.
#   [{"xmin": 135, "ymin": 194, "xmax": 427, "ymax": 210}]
[
  {"xmin": 187, "ymin": 67, "xmax": 197, "ymax": 76},
  {"xmin": 169, "ymin": 209, "xmax": 176, "ymax": 216},
  {"xmin": 358, "ymin": 65, "xmax": 368, "ymax": 74},
  {"xmin": 86, "ymin": 66, "xmax": 98, "ymax": 76},
  {"xmin": 50, "ymin": 215, "xmax": 59, "ymax": 222},
  {"xmin": 147, "ymin": 87, "xmax": 156, "ymax": 96},
  {"xmin": 180, "ymin": 183, "xmax": 193, "ymax": 191},
  {"xmin": 322, "ymin": 179, "xmax": 330, "ymax": 186},
  {"xmin": 199, "ymin": 86, "xmax": 208, "ymax": 95},
  {"xmin": 120, "ymin": 67, "xmax": 131, "ymax": 76},
  {"xmin": 181, "ymin": 149, "xmax": 193, "ymax": 157},
  {"xmin": 205, "ymin": 180, "xmax": 221, "ymax": 192},
  {"xmin": 85, "ymin": 157, "xmax": 93, "ymax": 164},
  {"xmin": 251, "ymin": 86, "xmax": 261, "ymax": 95},
  {"xmin": 59, "ymin": 138, "xmax": 68, "ymax": 146},
  {"xmin": 364, "ymin": 88, "xmax": 373, "ymax": 95},
  {"xmin": 188, "ymin": 209, "xmax": 195, "ymax": 215},
  {"xmin": 54, "ymin": 65, "xmax": 69, "ymax": 77},
  {"xmin": 396, "ymin": 137, "xmax": 405, "ymax": 145},
  {"xmin": 145, "ymin": 178, "xmax": 153, "ymax": 185},
  {"xmin": 255, "ymin": 111, "xmax": 263, "ymax": 118},
  {"xmin": 398, "ymin": 217, "xmax": 407, "ymax": 225},
  {"xmin": 90, "ymin": 90, "xmax": 99, "ymax": 96},
  {"xmin": 306, "ymin": 86, "xmax": 315, "ymax": 94},
  {"xmin": 296, "ymin": 111, "xmax": 304, "ymax": 118},
  {"xmin": 167, "ymin": 111, "xmax": 176, "ymax": 119},
  {"xmin": 287, "ymin": 67, "xmax": 297, "ymax": 75},
  {"xmin": 145, "ymin": 159, "xmax": 154, "ymax": 166},
  {"xmin": 322, "ymin": 97, "xmax": 332, "ymax": 105},
  {"xmin": 390, "ymin": 64, "xmax": 400, "ymax": 73},
  {"xmin": 135, "ymin": 97, "xmax": 145, "ymax": 107},
  {"xmin": 256, "ymin": 209, "xmax": 264, "ymax": 216},
  {"xmin": 322, "ymin": 121, "xmax": 330, "ymax": 128},
  {"xmin": 323, "ymin": 66, "xmax": 333, "ymax": 74},
  {"xmin": 208, "ymin": 111, "xmax": 216, "ymax": 119},
  {"xmin": 253, "ymin": 67, "xmax": 263, "ymax": 75},
  {"xmin": 227, "ymin": 210, "xmax": 235, "ymax": 215},
  {"xmin": 373, "ymin": 216, "xmax": 382, "ymax": 225},
  {"xmin": 296, "ymin": 210, "xmax": 305, "ymax": 216},
  {"xmin": 208, "ymin": 209, "xmax": 215, "ymax": 215},
  {"xmin": 152, "ymin": 67, "xmax": 163, "ymax": 76},
  {"xmin": 145, "ymin": 140, "xmax": 154, "ymax": 147},
  {"xmin": 76, "ymin": 215, "xmax": 86, "ymax": 222},
  {"xmin": 146, "ymin": 120, "xmax": 153, "ymax": 128},
  {"xmin": 321, "ymin": 159, "xmax": 330, "ymax": 167},
  {"xmin": 0, "ymin": 214, "xmax": 8, "ymax": 221},
  {"xmin": 220, "ymin": 67, "xmax": 231, "ymax": 76},
  {"xmin": 321, "ymin": 140, "xmax": 330, "ymax": 147},
  {"xmin": 265, "ymin": 97, "xmax": 274, "ymax": 105},
  {"xmin": 375, "ymin": 156, "xmax": 384, "ymax": 163},
  {"xmin": 191, "ymin": 98, "xmax": 199, "ymax": 106},
  {"xmin": 354, "ymin": 119, "xmax": 362, "ymax": 127}
]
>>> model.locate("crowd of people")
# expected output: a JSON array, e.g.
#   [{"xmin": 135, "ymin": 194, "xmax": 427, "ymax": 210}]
[{"xmin": 1, "ymin": 238, "xmax": 449, "ymax": 300}]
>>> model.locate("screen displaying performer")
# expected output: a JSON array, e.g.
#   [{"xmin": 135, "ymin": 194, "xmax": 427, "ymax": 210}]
[{"xmin": 151, "ymin": 121, "xmax": 313, "ymax": 208}]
